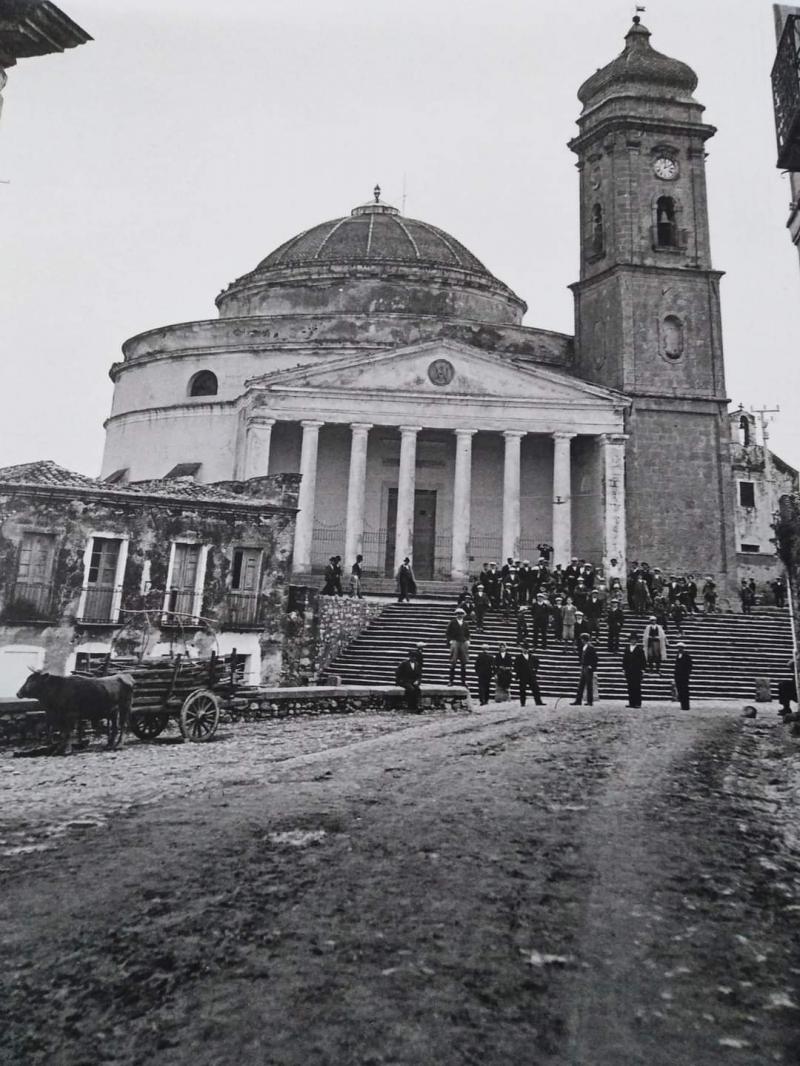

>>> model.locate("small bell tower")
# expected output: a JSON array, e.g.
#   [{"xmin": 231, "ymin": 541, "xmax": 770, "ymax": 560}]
[{"xmin": 569, "ymin": 17, "xmax": 736, "ymax": 584}]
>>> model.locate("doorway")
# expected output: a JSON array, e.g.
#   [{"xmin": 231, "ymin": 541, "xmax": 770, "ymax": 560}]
[{"xmin": 384, "ymin": 489, "xmax": 437, "ymax": 579}]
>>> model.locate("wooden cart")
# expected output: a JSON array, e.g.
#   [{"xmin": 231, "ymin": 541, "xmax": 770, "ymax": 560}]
[{"xmin": 81, "ymin": 651, "xmax": 244, "ymax": 743}]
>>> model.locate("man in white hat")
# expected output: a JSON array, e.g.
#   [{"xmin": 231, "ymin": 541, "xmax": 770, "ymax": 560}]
[{"xmin": 446, "ymin": 606, "xmax": 471, "ymax": 686}]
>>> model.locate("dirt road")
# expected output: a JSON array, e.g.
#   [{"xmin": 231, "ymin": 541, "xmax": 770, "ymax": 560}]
[{"xmin": 2, "ymin": 702, "xmax": 799, "ymax": 1065}]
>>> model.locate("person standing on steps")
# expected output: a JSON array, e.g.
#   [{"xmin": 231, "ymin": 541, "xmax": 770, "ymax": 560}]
[
  {"xmin": 514, "ymin": 642, "xmax": 545, "ymax": 707},
  {"xmin": 532, "ymin": 593, "xmax": 550, "ymax": 650},
  {"xmin": 607, "ymin": 597, "xmax": 625, "ymax": 654},
  {"xmin": 474, "ymin": 644, "xmax": 495, "ymax": 706},
  {"xmin": 622, "ymin": 631, "xmax": 646, "ymax": 709},
  {"xmin": 473, "ymin": 584, "xmax": 490, "ymax": 632},
  {"xmin": 643, "ymin": 615, "xmax": 667, "ymax": 674},
  {"xmin": 673, "ymin": 640, "xmax": 693, "ymax": 710},
  {"xmin": 561, "ymin": 596, "xmax": 577, "ymax": 652},
  {"xmin": 446, "ymin": 606, "xmax": 471, "ymax": 687},
  {"xmin": 395, "ymin": 649, "xmax": 422, "ymax": 712},
  {"xmin": 396, "ymin": 557, "xmax": 416, "ymax": 603},
  {"xmin": 571, "ymin": 633, "xmax": 598, "ymax": 706},
  {"xmin": 493, "ymin": 642, "xmax": 514, "ymax": 702},
  {"xmin": 349, "ymin": 554, "xmax": 364, "ymax": 598}
]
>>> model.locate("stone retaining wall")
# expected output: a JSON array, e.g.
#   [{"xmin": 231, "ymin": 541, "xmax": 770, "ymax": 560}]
[{"xmin": 281, "ymin": 589, "xmax": 386, "ymax": 685}]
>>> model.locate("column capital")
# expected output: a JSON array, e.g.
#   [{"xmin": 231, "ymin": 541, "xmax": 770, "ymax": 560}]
[
  {"xmin": 454, "ymin": 428, "xmax": 477, "ymax": 438},
  {"xmin": 301, "ymin": 420, "xmax": 325, "ymax": 430},
  {"xmin": 349, "ymin": 422, "xmax": 373, "ymax": 433},
  {"xmin": 398, "ymin": 425, "xmax": 423, "ymax": 435},
  {"xmin": 599, "ymin": 433, "xmax": 629, "ymax": 446},
  {"xmin": 551, "ymin": 430, "xmax": 577, "ymax": 441},
  {"xmin": 247, "ymin": 414, "xmax": 276, "ymax": 428},
  {"xmin": 502, "ymin": 429, "xmax": 526, "ymax": 440}
]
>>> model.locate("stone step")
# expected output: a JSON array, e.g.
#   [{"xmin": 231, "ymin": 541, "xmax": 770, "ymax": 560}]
[{"xmin": 329, "ymin": 600, "xmax": 795, "ymax": 703}]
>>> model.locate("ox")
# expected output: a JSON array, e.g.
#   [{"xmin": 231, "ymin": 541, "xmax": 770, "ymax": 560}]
[{"xmin": 16, "ymin": 671, "xmax": 134, "ymax": 755}]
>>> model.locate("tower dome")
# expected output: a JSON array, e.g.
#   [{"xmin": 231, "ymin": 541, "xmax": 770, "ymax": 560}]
[
  {"xmin": 215, "ymin": 189, "xmax": 526, "ymax": 325},
  {"xmin": 577, "ymin": 17, "xmax": 698, "ymax": 107}
]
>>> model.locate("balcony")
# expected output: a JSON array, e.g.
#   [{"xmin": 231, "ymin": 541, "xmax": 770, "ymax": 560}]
[
  {"xmin": 1, "ymin": 581, "xmax": 58, "ymax": 623},
  {"xmin": 77, "ymin": 585, "xmax": 120, "ymax": 624},
  {"xmin": 161, "ymin": 588, "xmax": 201, "ymax": 628},
  {"xmin": 222, "ymin": 590, "xmax": 263, "ymax": 629},
  {"xmin": 772, "ymin": 14, "xmax": 800, "ymax": 170}
]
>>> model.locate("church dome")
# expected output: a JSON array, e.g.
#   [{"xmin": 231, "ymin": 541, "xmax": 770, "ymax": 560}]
[
  {"xmin": 578, "ymin": 18, "xmax": 698, "ymax": 107},
  {"xmin": 258, "ymin": 194, "xmax": 490, "ymax": 276},
  {"xmin": 216, "ymin": 189, "xmax": 526, "ymax": 325}
]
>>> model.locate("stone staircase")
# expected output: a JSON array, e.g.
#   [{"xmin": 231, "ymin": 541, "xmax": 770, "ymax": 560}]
[{"xmin": 329, "ymin": 603, "xmax": 795, "ymax": 702}]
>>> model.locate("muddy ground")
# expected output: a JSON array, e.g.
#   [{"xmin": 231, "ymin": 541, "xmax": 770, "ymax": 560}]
[{"xmin": 1, "ymin": 701, "xmax": 799, "ymax": 1065}]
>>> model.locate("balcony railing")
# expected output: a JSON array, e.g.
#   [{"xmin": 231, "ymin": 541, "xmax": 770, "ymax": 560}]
[
  {"xmin": 223, "ymin": 590, "xmax": 263, "ymax": 628},
  {"xmin": 78, "ymin": 585, "xmax": 120, "ymax": 623},
  {"xmin": 773, "ymin": 13, "xmax": 800, "ymax": 170},
  {"xmin": 162, "ymin": 588, "xmax": 200, "ymax": 626},
  {"xmin": 2, "ymin": 581, "xmax": 57, "ymax": 622}
]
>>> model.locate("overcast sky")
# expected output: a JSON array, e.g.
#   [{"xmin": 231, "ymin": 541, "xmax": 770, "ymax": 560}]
[{"xmin": 1, "ymin": 0, "xmax": 798, "ymax": 474}]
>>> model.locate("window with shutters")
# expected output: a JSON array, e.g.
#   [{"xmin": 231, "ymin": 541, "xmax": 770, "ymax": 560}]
[
  {"xmin": 163, "ymin": 542, "xmax": 207, "ymax": 624},
  {"xmin": 79, "ymin": 536, "xmax": 127, "ymax": 622},
  {"xmin": 227, "ymin": 547, "xmax": 263, "ymax": 627},
  {"xmin": 7, "ymin": 532, "xmax": 57, "ymax": 618}
]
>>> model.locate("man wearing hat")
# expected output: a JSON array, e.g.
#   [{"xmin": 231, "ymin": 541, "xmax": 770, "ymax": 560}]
[
  {"xmin": 474, "ymin": 643, "xmax": 495, "ymax": 706},
  {"xmin": 643, "ymin": 615, "xmax": 667, "ymax": 674},
  {"xmin": 395, "ymin": 648, "xmax": 422, "ymax": 711},
  {"xmin": 532, "ymin": 593, "xmax": 551, "ymax": 649},
  {"xmin": 446, "ymin": 607, "xmax": 471, "ymax": 686},
  {"xmin": 622, "ymin": 631, "xmax": 646, "ymax": 708},
  {"xmin": 607, "ymin": 597, "xmax": 625, "ymax": 655},
  {"xmin": 473, "ymin": 583, "xmax": 490, "ymax": 631},
  {"xmin": 571, "ymin": 633, "xmax": 598, "ymax": 706},
  {"xmin": 673, "ymin": 641, "xmax": 693, "ymax": 710},
  {"xmin": 514, "ymin": 641, "xmax": 545, "ymax": 707}
]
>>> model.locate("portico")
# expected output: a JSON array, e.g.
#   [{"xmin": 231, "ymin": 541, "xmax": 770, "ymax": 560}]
[{"xmin": 239, "ymin": 340, "xmax": 629, "ymax": 582}]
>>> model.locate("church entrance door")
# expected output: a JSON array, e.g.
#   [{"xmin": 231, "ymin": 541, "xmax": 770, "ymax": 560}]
[{"xmin": 384, "ymin": 489, "xmax": 437, "ymax": 580}]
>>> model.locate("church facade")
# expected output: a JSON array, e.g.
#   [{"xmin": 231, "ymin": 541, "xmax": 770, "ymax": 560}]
[{"xmin": 100, "ymin": 19, "xmax": 737, "ymax": 589}]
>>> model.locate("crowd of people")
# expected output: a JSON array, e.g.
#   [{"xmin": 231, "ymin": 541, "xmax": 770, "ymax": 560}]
[{"xmin": 395, "ymin": 602, "xmax": 695, "ymax": 713}]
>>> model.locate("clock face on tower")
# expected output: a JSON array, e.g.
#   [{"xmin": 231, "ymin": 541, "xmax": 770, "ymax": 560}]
[{"xmin": 653, "ymin": 156, "xmax": 679, "ymax": 180}]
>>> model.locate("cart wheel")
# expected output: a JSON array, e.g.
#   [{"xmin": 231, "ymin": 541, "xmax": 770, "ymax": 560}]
[
  {"xmin": 179, "ymin": 689, "xmax": 220, "ymax": 742},
  {"xmin": 129, "ymin": 712, "xmax": 170, "ymax": 741}
]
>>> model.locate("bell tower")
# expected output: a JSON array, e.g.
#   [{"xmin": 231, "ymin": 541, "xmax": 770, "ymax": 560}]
[{"xmin": 569, "ymin": 17, "xmax": 736, "ymax": 584}]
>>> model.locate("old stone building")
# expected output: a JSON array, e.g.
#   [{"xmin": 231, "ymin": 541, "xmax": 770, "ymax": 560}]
[
  {"xmin": 0, "ymin": 461, "xmax": 299, "ymax": 696},
  {"xmin": 100, "ymin": 19, "xmax": 738, "ymax": 589},
  {"xmin": 730, "ymin": 409, "xmax": 799, "ymax": 586}
]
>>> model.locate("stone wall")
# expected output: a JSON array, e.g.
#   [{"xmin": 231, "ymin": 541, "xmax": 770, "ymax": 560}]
[{"xmin": 280, "ymin": 588, "xmax": 385, "ymax": 686}]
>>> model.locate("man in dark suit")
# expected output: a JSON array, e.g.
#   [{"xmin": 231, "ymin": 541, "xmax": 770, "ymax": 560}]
[
  {"xmin": 532, "ymin": 594, "xmax": 550, "ymax": 649},
  {"xmin": 485, "ymin": 563, "xmax": 501, "ymax": 609},
  {"xmin": 473, "ymin": 584, "xmax": 490, "ymax": 631},
  {"xmin": 395, "ymin": 650, "xmax": 422, "ymax": 711},
  {"xmin": 607, "ymin": 598, "xmax": 625, "ymax": 654},
  {"xmin": 622, "ymin": 632, "xmax": 646, "ymax": 708},
  {"xmin": 674, "ymin": 641, "xmax": 693, "ymax": 710},
  {"xmin": 446, "ymin": 607, "xmax": 471, "ymax": 686},
  {"xmin": 474, "ymin": 644, "xmax": 495, "ymax": 706},
  {"xmin": 514, "ymin": 642, "xmax": 545, "ymax": 706},
  {"xmin": 571, "ymin": 634, "xmax": 598, "ymax": 706},
  {"xmin": 493, "ymin": 642, "xmax": 514, "ymax": 702},
  {"xmin": 584, "ymin": 590, "xmax": 603, "ymax": 640}
]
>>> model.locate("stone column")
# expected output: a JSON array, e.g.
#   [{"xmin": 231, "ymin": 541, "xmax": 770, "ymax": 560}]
[
  {"xmin": 600, "ymin": 433, "xmax": 628, "ymax": 578},
  {"xmin": 501, "ymin": 431, "xmax": 525, "ymax": 561},
  {"xmin": 552, "ymin": 432, "xmax": 576, "ymax": 567},
  {"xmin": 292, "ymin": 420, "xmax": 324, "ymax": 574},
  {"xmin": 344, "ymin": 422, "xmax": 373, "ymax": 567},
  {"xmin": 243, "ymin": 416, "xmax": 275, "ymax": 480},
  {"xmin": 450, "ymin": 429, "xmax": 476, "ymax": 581},
  {"xmin": 393, "ymin": 426, "xmax": 422, "ymax": 574}
]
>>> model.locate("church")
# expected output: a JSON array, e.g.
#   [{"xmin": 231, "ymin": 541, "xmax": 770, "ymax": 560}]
[{"xmin": 100, "ymin": 19, "xmax": 737, "ymax": 590}]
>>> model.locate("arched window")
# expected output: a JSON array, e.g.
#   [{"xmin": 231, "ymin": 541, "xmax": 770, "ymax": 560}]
[
  {"xmin": 739, "ymin": 415, "xmax": 751, "ymax": 447},
  {"xmin": 662, "ymin": 315, "xmax": 684, "ymax": 360},
  {"xmin": 590, "ymin": 203, "xmax": 604, "ymax": 256},
  {"xmin": 188, "ymin": 370, "xmax": 218, "ymax": 397},
  {"xmin": 656, "ymin": 196, "xmax": 677, "ymax": 248}
]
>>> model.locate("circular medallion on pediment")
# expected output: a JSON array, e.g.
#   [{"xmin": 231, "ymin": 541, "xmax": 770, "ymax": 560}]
[{"xmin": 428, "ymin": 359, "xmax": 455, "ymax": 386}]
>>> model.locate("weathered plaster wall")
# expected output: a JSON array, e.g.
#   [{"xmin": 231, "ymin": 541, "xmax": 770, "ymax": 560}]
[{"xmin": 0, "ymin": 480, "xmax": 297, "ymax": 692}]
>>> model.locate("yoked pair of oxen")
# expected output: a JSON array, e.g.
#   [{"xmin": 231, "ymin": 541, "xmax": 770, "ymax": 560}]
[{"xmin": 16, "ymin": 670, "xmax": 134, "ymax": 755}]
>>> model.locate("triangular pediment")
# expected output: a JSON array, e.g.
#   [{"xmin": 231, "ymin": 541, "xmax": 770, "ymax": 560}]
[{"xmin": 246, "ymin": 339, "xmax": 627, "ymax": 407}]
